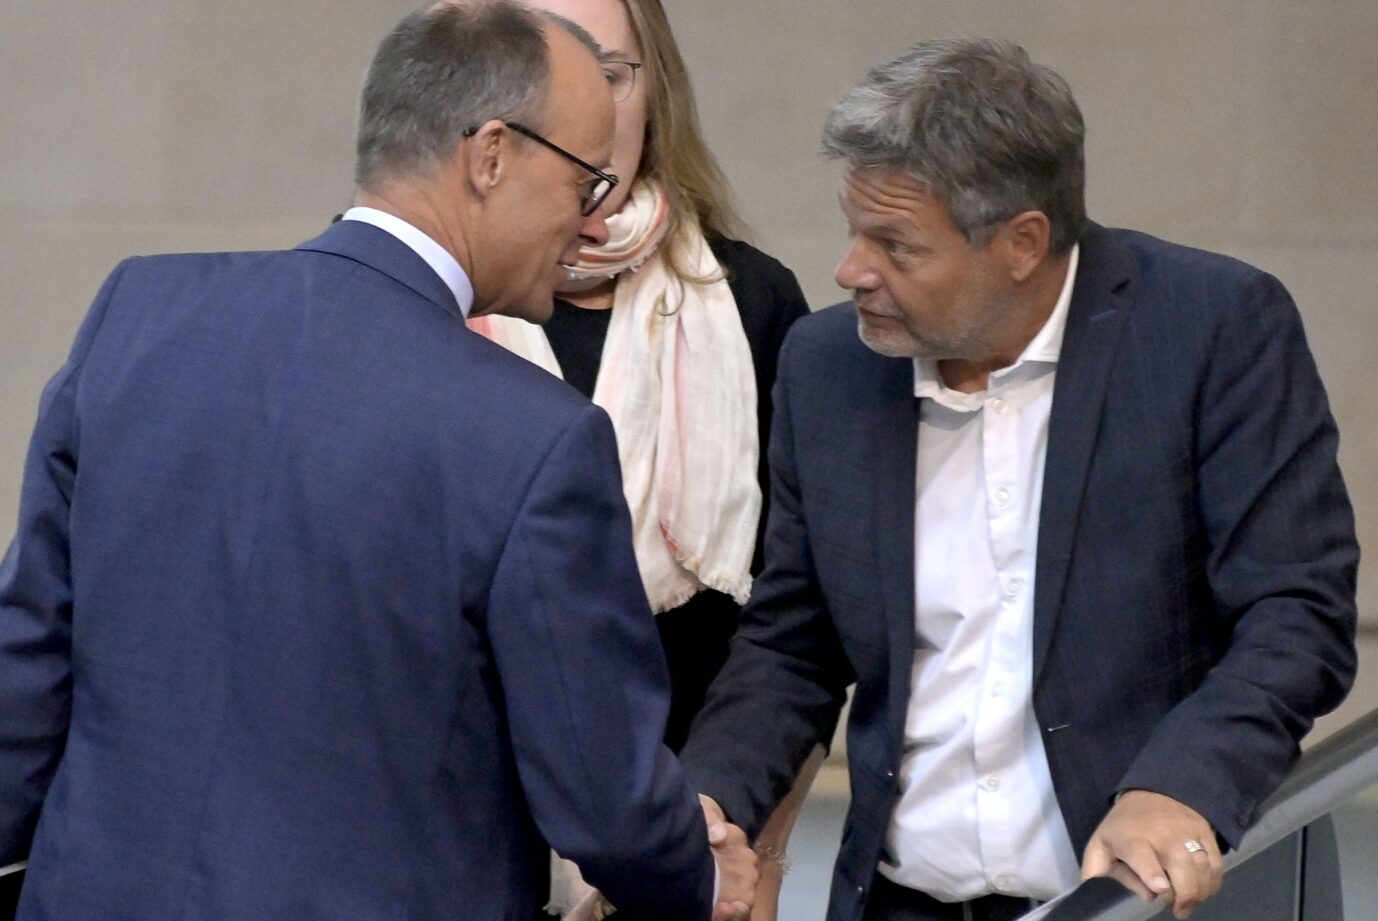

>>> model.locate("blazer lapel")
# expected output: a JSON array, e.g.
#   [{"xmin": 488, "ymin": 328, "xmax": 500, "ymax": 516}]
[
  {"xmin": 1032, "ymin": 224, "xmax": 1136, "ymax": 683},
  {"xmin": 296, "ymin": 219, "xmax": 463, "ymax": 319},
  {"xmin": 869, "ymin": 355, "xmax": 920, "ymax": 739}
]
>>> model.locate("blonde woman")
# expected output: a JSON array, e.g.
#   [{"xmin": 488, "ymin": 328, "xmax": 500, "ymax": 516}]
[{"xmin": 466, "ymin": 1, "xmax": 824, "ymax": 918}]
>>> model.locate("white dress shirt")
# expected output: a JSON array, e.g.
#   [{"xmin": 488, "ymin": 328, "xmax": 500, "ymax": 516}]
[
  {"xmin": 341, "ymin": 206, "xmax": 475, "ymax": 318},
  {"xmin": 880, "ymin": 246, "xmax": 1082, "ymax": 902}
]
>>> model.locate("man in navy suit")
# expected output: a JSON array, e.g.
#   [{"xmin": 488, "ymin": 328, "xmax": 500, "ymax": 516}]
[
  {"xmin": 682, "ymin": 37, "xmax": 1358, "ymax": 921},
  {"xmin": 0, "ymin": 2, "xmax": 756, "ymax": 919}
]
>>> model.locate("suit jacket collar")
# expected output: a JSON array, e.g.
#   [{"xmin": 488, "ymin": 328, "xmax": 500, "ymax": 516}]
[
  {"xmin": 296, "ymin": 219, "xmax": 463, "ymax": 319},
  {"xmin": 1032, "ymin": 221, "xmax": 1137, "ymax": 683}
]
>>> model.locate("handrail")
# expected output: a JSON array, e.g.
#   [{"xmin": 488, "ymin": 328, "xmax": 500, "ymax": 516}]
[{"xmin": 1023, "ymin": 706, "xmax": 1378, "ymax": 920}]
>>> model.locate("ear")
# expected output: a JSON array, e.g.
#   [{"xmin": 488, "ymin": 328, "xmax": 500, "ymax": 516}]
[
  {"xmin": 995, "ymin": 210, "xmax": 1052, "ymax": 283},
  {"xmin": 461, "ymin": 119, "xmax": 509, "ymax": 202}
]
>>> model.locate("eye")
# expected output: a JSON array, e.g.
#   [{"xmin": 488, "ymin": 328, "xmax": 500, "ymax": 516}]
[
  {"xmin": 599, "ymin": 61, "xmax": 640, "ymax": 103},
  {"xmin": 883, "ymin": 239, "xmax": 916, "ymax": 258}
]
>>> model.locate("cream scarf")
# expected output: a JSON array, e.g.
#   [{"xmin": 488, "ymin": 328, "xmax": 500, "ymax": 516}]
[{"xmin": 467, "ymin": 179, "xmax": 761, "ymax": 614}]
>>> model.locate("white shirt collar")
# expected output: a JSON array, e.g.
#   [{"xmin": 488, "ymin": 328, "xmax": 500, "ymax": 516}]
[
  {"xmin": 341, "ymin": 206, "xmax": 475, "ymax": 318},
  {"xmin": 913, "ymin": 243, "xmax": 1080, "ymax": 406}
]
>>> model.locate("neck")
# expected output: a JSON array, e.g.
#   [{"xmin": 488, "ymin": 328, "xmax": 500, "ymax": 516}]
[
  {"xmin": 354, "ymin": 181, "xmax": 472, "ymax": 275},
  {"xmin": 938, "ymin": 249, "xmax": 1073, "ymax": 394}
]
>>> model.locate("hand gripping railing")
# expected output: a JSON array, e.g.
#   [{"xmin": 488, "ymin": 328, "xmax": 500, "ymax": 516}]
[{"xmin": 1023, "ymin": 706, "xmax": 1378, "ymax": 921}]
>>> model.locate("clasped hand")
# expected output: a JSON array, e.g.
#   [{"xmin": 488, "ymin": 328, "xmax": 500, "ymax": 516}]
[{"xmin": 700, "ymin": 795, "xmax": 758, "ymax": 921}]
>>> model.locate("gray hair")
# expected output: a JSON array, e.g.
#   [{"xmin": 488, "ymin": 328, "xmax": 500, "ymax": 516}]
[
  {"xmin": 823, "ymin": 37, "xmax": 1086, "ymax": 253},
  {"xmin": 354, "ymin": 0, "xmax": 600, "ymax": 190}
]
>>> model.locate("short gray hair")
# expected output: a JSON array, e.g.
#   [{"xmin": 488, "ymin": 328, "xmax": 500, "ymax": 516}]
[
  {"xmin": 823, "ymin": 37, "xmax": 1086, "ymax": 253},
  {"xmin": 354, "ymin": 0, "xmax": 599, "ymax": 190}
]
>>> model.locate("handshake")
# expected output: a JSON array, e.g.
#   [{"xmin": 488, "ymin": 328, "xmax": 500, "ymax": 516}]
[
  {"xmin": 700, "ymin": 795, "xmax": 760, "ymax": 921},
  {"xmin": 571, "ymin": 795, "xmax": 761, "ymax": 921}
]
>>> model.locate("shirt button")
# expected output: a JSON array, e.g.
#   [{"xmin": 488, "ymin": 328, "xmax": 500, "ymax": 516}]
[
  {"xmin": 994, "ymin": 487, "xmax": 1011, "ymax": 507},
  {"xmin": 1005, "ymin": 579, "xmax": 1023, "ymax": 599},
  {"xmin": 982, "ymin": 775, "xmax": 1001, "ymax": 792},
  {"xmin": 994, "ymin": 876, "xmax": 1011, "ymax": 892},
  {"xmin": 991, "ymin": 681, "xmax": 1005, "ymax": 698},
  {"xmin": 992, "ymin": 398, "xmax": 1008, "ymax": 414}
]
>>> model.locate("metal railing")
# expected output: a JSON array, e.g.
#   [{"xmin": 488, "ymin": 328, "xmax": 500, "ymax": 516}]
[
  {"xmin": 1025, "ymin": 706, "xmax": 1378, "ymax": 920},
  {"xmin": 0, "ymin": 860, "xmax": 22, "ymax": 919}
]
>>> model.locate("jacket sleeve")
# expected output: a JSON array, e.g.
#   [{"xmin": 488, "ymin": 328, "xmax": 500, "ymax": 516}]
[
  {"xmin": 679, "ymin": 329, "xmax": 855, "ymax": 838},
  {"xmin": 0, "ymin": 261, "xmax": 128, "ymax": 864},
  {"xmin": 484, "ymin": 402, "xmax": 713, "ymax": 920},
  {"xmin": 1116, "ymin": 270, "xmax": 1359, "ymax": 847}
]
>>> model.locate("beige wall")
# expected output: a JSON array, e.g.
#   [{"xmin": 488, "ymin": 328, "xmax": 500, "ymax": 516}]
[{"xmin": 2, "ymin": 1, "xmax": 1374, "ymax": 619}]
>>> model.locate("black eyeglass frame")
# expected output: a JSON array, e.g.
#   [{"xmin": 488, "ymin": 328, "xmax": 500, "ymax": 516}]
[{"xmin": 463, "ymin": 120, "xmax": 619, "ymax": 217}]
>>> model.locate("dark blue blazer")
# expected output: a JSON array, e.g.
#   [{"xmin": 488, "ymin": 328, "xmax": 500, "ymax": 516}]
[
  {"xmin": 0, "ymin": 221, "xmax": 713, "ymax": 920},
  {"xmin": 682, "ymin": 223, "xmax": 1358, "ymax": 921}
]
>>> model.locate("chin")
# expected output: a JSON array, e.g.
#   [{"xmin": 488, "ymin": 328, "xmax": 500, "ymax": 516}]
[
  {"xmin": 857, "ymin": 316, "xmax": 921, "ymax": 359},
  {"xmin": 489, "ymin": 289, "xmax": 556, "ymax": 325},
  {"xmin": 510, "ymin": 300, "xmax": 556, "ymax": 325}
]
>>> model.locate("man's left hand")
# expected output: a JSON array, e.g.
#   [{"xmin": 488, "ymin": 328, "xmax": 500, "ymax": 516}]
[{"xmin": 1081, "ymin": 789, "xmax": 1223, "ymax": 920}]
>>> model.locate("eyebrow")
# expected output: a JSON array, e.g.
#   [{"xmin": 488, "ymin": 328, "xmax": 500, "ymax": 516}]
[{"xmin": 852, "ymin": 216, "xmax": 914, "ymax": 238}]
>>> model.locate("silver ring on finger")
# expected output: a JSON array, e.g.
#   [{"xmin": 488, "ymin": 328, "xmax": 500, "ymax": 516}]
[{"xmin": 1183, "ymin": 839, "xmax": 1206, "ymax": 854}]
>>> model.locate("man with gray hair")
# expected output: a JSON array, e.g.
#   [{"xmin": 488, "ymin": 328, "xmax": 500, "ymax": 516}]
[
  {"xmin": 0, "ymin": 2, "xmax": 756, "ymax": 919},
  {"xmin": 684, "ymin": 37, "xmax": 1356, "ymax": 921}
]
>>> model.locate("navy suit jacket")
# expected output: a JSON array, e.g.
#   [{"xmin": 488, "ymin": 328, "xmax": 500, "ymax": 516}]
[
  {"xmin": 681, "ymin": 223, "xmax": 1358, "ymax": 921},
  {"xmin": 0, "ymin": 221, "xmax": 713, "ymax": 920}
]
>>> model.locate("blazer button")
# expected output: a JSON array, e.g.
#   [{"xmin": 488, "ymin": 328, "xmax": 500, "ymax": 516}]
[{"xmin": 1237, "ymin": 798, "xmax": 1254, "ymax": 827}]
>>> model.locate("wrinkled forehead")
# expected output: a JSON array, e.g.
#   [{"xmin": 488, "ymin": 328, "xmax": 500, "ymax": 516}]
[
  {"xmin": 537, "ymin": 25, "xmax": 616, "ymax": 166},
  {"xmin": 840, "ymin": 167, "xmax": 946, "ymax": 225}
]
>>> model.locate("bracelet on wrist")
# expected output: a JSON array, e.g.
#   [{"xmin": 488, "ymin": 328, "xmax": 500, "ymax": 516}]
[{"xmin": 753, "ymin": 842, "xmax": 791, "ymax": 876}]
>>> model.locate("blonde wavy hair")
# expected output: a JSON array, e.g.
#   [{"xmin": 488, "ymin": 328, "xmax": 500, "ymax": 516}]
[{"xmin": 622, "ymin": 0, "xmax": 746, "ymax": 282}]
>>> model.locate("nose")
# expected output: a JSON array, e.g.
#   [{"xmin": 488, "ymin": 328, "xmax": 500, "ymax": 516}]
[
  {"xmin": 835, "ymin": 238, "xmax": 879, "ymax": 293},
  {"xmin": 578, "ymin": 208, "xmax": 610, "ymax": 248}
]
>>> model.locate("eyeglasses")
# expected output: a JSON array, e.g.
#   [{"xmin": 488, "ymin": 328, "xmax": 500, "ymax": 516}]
[
  {"xmin": 464, "ymin": 121, "xmax": 619, "ymax": 217},
  {"xmin": 600, "ymin": 60, "xmax": 642, "ymax": 104}
]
